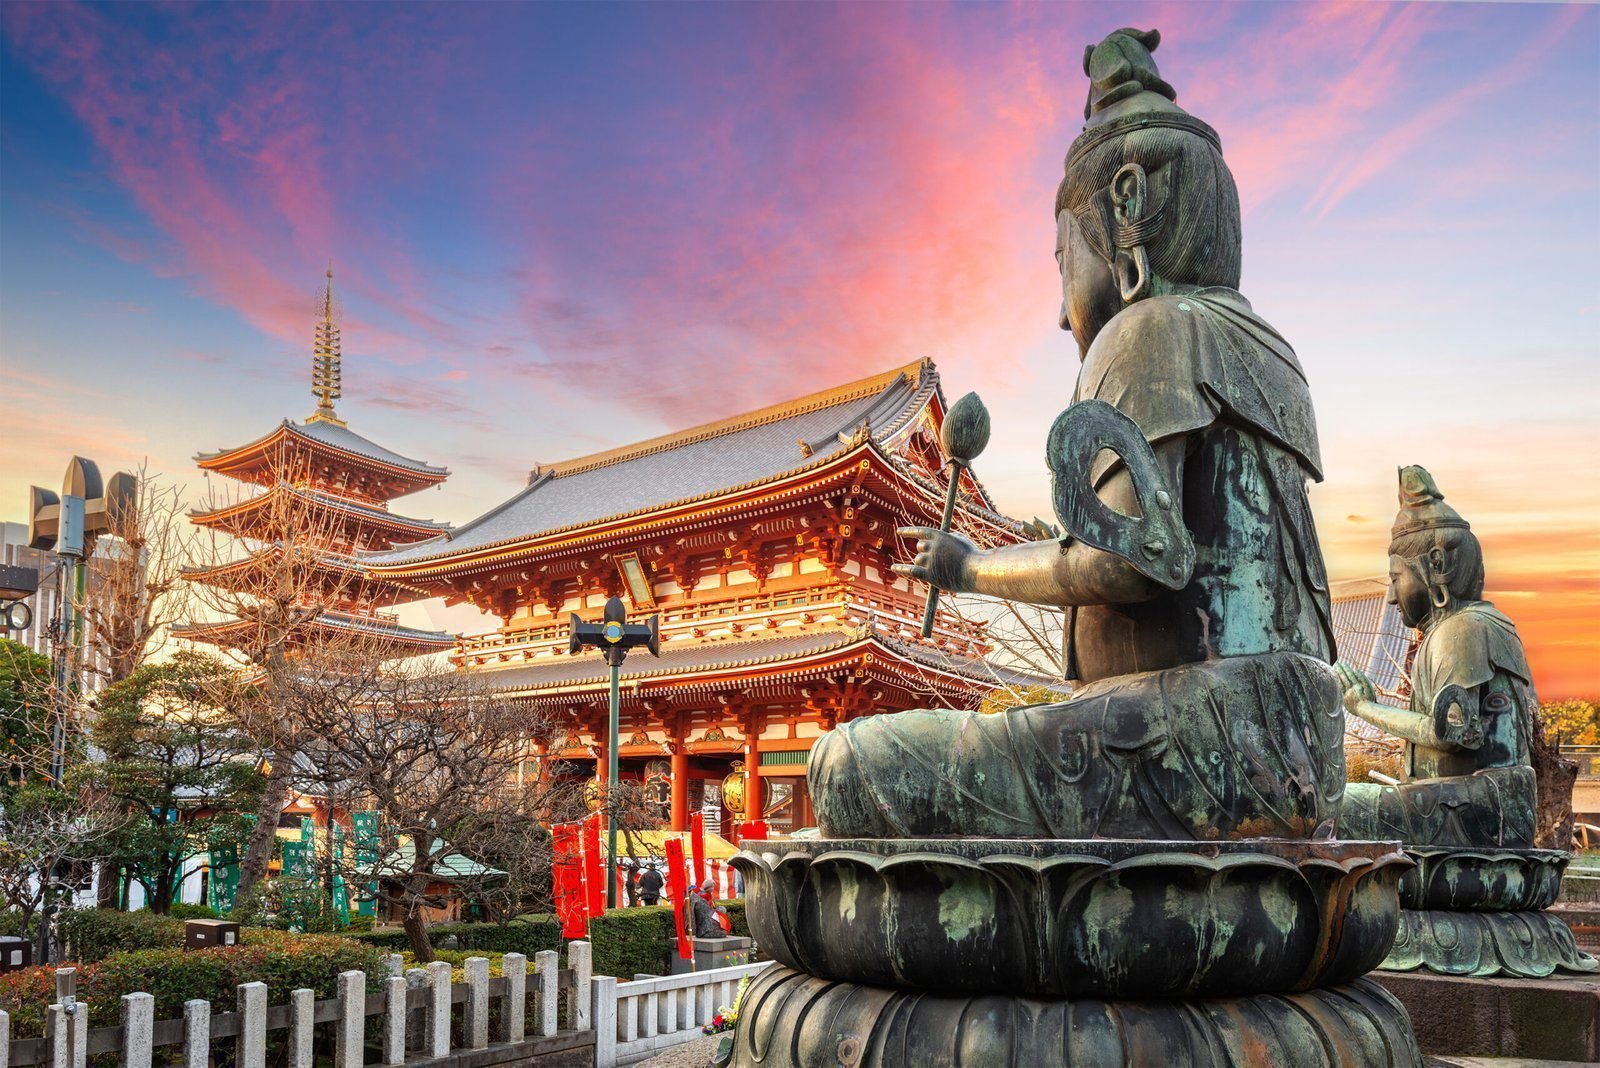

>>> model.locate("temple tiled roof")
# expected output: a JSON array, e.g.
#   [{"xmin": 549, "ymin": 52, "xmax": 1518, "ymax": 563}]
[
  {"xmin": 197, "ymin": 419, "xmax": 449, "ymax": 479},
  {"xmin": 366, "ymin": 359, "xmax": 946, "ymax": 567},
  {"xmin": 469, "ymin": 623, "xmax": 1051, "ymax": 695}
]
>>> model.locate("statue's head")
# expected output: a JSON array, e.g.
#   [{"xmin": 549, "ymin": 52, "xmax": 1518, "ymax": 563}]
[
  {"xmin": 1387, "ymin": 465, "xmax": 1485, "ymax": 627},
  {"xmin": 1056, "ymin": 29, "xmax": 1241, "ymax": 356}
]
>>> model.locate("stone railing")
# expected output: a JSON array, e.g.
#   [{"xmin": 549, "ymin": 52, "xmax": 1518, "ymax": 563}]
[
  {"xmin": 4, "ymin": 943, "xmax": 594, "ymax": 1068},
  {"xmin": 591, "ymin": 960, "xmax": 770, "ymax": 1067},
  {"xmin": 1562, "ymin": 745, "xmax": 1600, "ymax": 779}
]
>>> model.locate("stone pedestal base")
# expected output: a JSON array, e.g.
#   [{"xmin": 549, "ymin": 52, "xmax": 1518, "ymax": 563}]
[
  {"xmin": 730, "ymin": 965, "xmax": 1423, "ymax": 1067},
  {"xmin": 668, "ymin": 935, "xmax": 752, "ymax": 974},
  {"xmin": 1382, "ymin": 908, "xmax": 1599, "ymax": 978},
  {"xmin": 1377, "ymin": 846, "xmax": 1600, "ymax": 978},
  {"xmin": 1373, "ymin": 970, "xmax": 1600, "ymax": 1061}
]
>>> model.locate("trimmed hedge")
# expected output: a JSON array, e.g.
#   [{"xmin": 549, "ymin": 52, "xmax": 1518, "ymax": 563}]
[
  {"xmin": 589, "ymin": 906, "xmax": 677, "ymax": 979},
  {"xmin": 57, "ymin": 908, "xmax": 185, "ymax": 962},
  {"xmin": 167, "ymin": 903, "xmax": 221, "ymax": 920},
  {"xmin": 0, "ymin": 930, "xmax": 387, "ymax": 1039},
  {"xmin": 354, "ymin": 917, "xmax": 562, "ymax": 958}
]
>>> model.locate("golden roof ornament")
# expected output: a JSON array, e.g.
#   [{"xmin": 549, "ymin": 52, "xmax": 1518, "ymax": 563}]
[{"xmin": 309, "ymin": 267, "xmax": 346, "ymax": 426}]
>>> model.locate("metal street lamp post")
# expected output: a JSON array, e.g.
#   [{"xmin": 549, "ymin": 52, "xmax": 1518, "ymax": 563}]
[
  {"xmin": 569, "ymin": 596, "xmax": 660, "ymax": 909},
  {"xmin": 27, "ymin": 457, "xmax": 135, "ymax": 785}
]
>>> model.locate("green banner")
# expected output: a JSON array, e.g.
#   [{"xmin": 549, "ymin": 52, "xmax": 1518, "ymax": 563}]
[{"xmin": 208, "ymin": 845, "xmax": 240, "ymax": 914}]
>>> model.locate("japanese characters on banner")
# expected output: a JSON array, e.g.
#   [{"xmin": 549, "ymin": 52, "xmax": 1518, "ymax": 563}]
[
  {"xmin": 552, "ymin": 823, "xmax": 587, "ymax": 938},
  {"xmin": 690, "ymin": 811, "xmax": 707, "ymax": 887},
  {"xmin": 583, "ymin": 812, "xmax": 604, "ymax": 918},
  {"xmin": 665, "ymin": 836, "xmax": 692, "ymax": 960}
]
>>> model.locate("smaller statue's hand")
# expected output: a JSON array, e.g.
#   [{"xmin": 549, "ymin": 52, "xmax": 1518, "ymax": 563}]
[
  {"xmin": 894, "ymin": 526, "xmax": 978, "ymax": 595},
  {"xmin": 1333, "ymin": 660, "xmax": 1378, "ymax": 710}
]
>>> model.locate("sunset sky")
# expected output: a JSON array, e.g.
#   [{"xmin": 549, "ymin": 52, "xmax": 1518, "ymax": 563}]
[{"xmin": 1, "ymin": 1, "xmax": 1595, "ymax": 696}]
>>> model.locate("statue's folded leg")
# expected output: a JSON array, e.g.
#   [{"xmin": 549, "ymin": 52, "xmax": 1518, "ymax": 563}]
[
  {"xmin": 809, "ymin": 651, "xmax": 1344, "ymax": 840},
  {"xmin": 1337, "ymin": 767, "xmax": 1536, "ymax": 848}
]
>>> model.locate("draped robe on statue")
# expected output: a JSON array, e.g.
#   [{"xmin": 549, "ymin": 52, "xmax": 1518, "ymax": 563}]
[{"xmin": 810, "ymin": 288, "xmax": 1347, "ymax": 840}]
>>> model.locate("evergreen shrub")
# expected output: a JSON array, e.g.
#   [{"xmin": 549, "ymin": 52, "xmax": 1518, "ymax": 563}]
[
  {"xmin": 589, "ymin": 906, "xmax": 676, "ymax": 978},
  {"xmin": 352, "ymin": 916, "xmax": 561, "ymax": 957},
  {"xmin": 57, "ymin": 908, "xmax": 185, "ymax": 961}
]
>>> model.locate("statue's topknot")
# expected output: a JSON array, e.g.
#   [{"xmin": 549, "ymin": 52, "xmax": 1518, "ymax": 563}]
[
  {"xmin": 1392, "ymin": 465, "xmax": 1471, "ymax": 540},
  {"xmin": 1082, "ymin": 28, "xmax": 1175, "ymax": 122}
]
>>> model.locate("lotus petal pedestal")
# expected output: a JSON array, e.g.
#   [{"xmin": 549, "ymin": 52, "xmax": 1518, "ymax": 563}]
[
  {"xmin": 731, "ymin": 838, "xmax": 1424, "ymax": 1067},
  {"xmin": 1380, "ymin": 847, "xmax": 1599, "ymax": 978}
]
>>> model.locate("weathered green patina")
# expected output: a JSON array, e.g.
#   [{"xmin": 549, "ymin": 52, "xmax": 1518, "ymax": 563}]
[
  {"xmin": 732, "ymin": 966, "xmax": 1422, "ymax": 1068},
  {"xmin": 733, "ymin": 27, "xmax": 1422, "ymax": 1065},
  {"xmin": 732, "ymin": 838, "xmax": 1409, "ymax": 998}
]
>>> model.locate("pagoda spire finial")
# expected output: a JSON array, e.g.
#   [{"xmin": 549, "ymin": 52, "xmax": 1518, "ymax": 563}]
[{"xmin": 308, "ymin": 265, "xmax": 346, "ymax": 426}]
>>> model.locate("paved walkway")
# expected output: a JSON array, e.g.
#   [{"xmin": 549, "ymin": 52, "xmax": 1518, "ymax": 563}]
[{"xmin": 637, "ymin": 1032, "xmax": 720, "ymax": 1067}]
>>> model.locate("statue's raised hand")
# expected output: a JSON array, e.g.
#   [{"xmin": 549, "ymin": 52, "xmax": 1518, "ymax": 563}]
[
  {"xmin": 894, "ymin": 525, "xmax": 978, "ymax": 595},
  {"xmin": 1333, "ymin": 660, "xmax": 1378, "ymax": 712}
]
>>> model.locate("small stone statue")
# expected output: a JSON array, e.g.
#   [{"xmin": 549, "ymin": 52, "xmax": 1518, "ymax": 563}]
[
  {"xmin": 1337, "ymin": 466, "xmax": 1536, "ymax": 848},
  {"xmin": 809, "ymin": 24, "xmax": 1344, "ymax": 843}
]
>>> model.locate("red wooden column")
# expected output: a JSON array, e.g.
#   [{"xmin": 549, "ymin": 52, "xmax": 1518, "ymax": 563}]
[
  {"xmin": 670, "ymin": 742, "xmax": 689, "ymax": 831},
  {"xmin": 744, "ymin": 726, "xmax": 763, "ymax": 822}
]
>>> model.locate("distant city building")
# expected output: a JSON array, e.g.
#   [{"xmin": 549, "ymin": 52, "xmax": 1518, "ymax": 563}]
[
  {"xmin": 0, "ymin": 520, "xmax": 115, "ymax": 689},
  {"xmin": 174, "ymin": 271, "xmax": 454, "ymax": 657},
  {"xmin": 366, "ymin": 359, "xmax": 1047, "ymax": 835},
  {"xmin": 0, "ymin": 521, "xmax": 60, "ymax": 656}
]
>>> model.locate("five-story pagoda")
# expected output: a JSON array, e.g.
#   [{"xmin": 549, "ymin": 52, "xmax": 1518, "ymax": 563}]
[{"xmin": 176, "ymin": 271, "xmax": 454, "ymax": 658}]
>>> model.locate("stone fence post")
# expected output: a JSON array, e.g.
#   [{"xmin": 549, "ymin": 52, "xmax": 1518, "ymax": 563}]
[{"xmin": 120, "ymin": 993, "xmax": 154, "ymax": 1068}]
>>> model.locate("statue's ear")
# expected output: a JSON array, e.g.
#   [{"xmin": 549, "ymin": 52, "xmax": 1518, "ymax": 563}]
[
  {"xmin": 1110, "ymin": 163, "xmax": 1150, "ymax": 303},
  {"xmin": 1427, "ymin": 546, "xmax": 1449, "ymax": 577}
]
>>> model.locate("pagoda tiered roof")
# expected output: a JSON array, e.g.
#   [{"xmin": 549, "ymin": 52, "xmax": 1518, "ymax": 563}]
[
  {"xmin": 190, "ymin": 484, "xmax": 449, "ymax": 544},
  {"xmin": 196, "ymin": 418, "xmax": 449, "ymax": 500},
  {"xmin": 181, "ymin": 545, "xmax": 430, "ymax": 608},
  {"xmin": 366, "ymin": 358, "xmax": 1019, "ymax": 579},
  {"xmin": 179, "ymin": 270, "xmax": 454, "ymax": 662},
  {"xmin": 173, "ymin": 608, "xmax": 453, "ymax": 656}
]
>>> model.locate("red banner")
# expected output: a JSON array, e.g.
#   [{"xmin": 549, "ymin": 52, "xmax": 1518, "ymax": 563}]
[
  {"xmin": 552, "ymin": 823, "xmax": 587, "ymax": 939},
  {"xmin": 740, "ymin": 820, "xmax": 768, "ymax": 843},
  {"xmin": 665, "ymin": 837, "xmax": 692, "ymax": 960},
  {"xmin": 583, "ymin": 812, "xmax": 604, "ymax": 918},
  {"xmin": 690, "ymin": 811, "xmax": 707, "ymax": 888}
]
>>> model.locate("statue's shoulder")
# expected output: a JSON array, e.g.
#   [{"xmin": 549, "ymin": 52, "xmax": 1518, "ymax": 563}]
[
  {"xmin": 1075, "ymin": 290, "xmax": 1322, "ymax": 477},
  {"xmin": 1079, "ymin": 295, "xmax": 1203, "ymax": 384},
  {"xmin": 1421, "ymin": 602, "xmax": 1533, "ymax": 692},
  {"xmin": 1075, "ymin": 295, "xmax": 1216, "ymax": 444}
]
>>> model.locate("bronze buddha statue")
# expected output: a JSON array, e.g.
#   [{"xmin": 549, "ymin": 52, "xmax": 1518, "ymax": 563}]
[
  {"xmin": 1337, "ymin": 466, "xmax": 1536, "ymax": 848},
  {"xmin": 809, "ymin": 27, "xmax": 1343, "ymax": 842}
]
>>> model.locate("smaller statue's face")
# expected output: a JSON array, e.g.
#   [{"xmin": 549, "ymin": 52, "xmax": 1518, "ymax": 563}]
[
  {"xmin": 1386, "ymin": 554, "xmax": 1432, "ymax": 628},
  {"xmin": 1057, "ymin": 209, "xmax": 1121, "ymax": 359}
]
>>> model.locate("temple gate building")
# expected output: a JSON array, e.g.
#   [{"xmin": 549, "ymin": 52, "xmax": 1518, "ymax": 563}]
[
  {"xmin": 365, "ymin": 359, "xmax": 1047, "ymax": 834},
  {"xmin": 176, "ymin": 271, "xmax": 454, "ymax": 657}
]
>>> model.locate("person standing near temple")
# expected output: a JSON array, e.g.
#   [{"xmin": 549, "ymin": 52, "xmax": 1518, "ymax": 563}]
[{"xmin": 638, "ymin": 860, "xmax": 664, "ymax": 906}]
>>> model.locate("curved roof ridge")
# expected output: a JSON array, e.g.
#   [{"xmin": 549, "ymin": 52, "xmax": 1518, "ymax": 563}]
[
  {"xmin": 537, "ymin": 358, "xmax": 932, "ymax": 479},
  {"xmin": 194, "ymin": 417, "xmax": 448, "ymax": 480}
]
